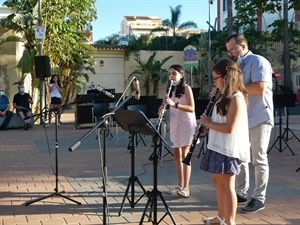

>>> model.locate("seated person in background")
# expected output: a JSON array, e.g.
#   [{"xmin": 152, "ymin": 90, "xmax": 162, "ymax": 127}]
[
  {"xmin": 0, "ymin": 86, "xmax": 14, "ymax": 130},
  {"xmin": 13, "ymin": 84, "xmax": 33, "ymax": 130}
]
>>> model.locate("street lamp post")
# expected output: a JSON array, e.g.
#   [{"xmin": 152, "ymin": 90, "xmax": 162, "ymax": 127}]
[
  {"xmin": 208, "ymin": 0, "xmax": 214, "ymax": 91},
  {"xmin": 283, "ymin": 0, "xmax": 292, "ymax": 87},
  {"xmin": 38, "ymin": 0, "xmax": 45, "ymax": 125}
]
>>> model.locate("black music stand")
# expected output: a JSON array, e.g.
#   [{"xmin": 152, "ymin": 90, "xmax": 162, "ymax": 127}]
[
  {"xmin": 268, "ymin": 94, "xmax": 295, "ymax": 155},
  {"xmin": 113, "ymin": 109, "xmax": 150, "ymax": 215},
  {"xmin": 278, "ymin": 85, "xmax": 299, "ymax": 143},
  {"xmin": 138, "ymin": 110, "xmax": 176, "ymax": 225}
]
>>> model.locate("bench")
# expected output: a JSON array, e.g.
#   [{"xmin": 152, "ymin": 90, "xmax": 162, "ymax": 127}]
[{"xmin": 0, "ymin": 113, "xmax": 34, "ymax": 129}]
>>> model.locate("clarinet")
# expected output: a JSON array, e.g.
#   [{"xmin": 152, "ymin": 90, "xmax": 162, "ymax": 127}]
[
  {"xmin": 156, "ymin": 80, "xmax": 173, "ymax": 131},
  {"xmin": 182, "ymin": 87, "xmax": 219, "ymax": 165}
]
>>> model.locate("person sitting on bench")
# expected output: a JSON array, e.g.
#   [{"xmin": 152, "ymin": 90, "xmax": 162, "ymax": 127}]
[
  {"xmin": 0, "ymin": 85, "xmax": 14, "ymax": 131},
  {"xmin": 13, "ymin": 83, "xmax": 33, "ymax": 130}
]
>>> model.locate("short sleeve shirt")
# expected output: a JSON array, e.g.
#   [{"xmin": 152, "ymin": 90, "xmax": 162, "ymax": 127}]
[
  {"xmin": 13, "ymin": 93, "xmax": 31, "ymax": 109},
  {"xmin": 0, "ymin": 95, "xmax": 10, "ymax": 111},
  {"xmin": 241, "ymin": 51, "xmax": 274, "ymax": 128}
]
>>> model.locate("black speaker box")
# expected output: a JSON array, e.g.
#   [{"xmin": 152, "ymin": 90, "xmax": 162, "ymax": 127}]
[{"xmin": 35, "ymin": 56, "xmax": 51, "ymax": 78}]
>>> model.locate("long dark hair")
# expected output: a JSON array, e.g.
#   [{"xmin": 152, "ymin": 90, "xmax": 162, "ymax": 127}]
[
  {"xmin": 168, "ymin": 64, "xmax": 186, "ymax": 98},
  {"xmin": 49, "ymin": 74, "xmax": 62, "ymax": 88},
  {"xmin": 213, "ymin": 59, "xmax": 248, "ymax": 116}
]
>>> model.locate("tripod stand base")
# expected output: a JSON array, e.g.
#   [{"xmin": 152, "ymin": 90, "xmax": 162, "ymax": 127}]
[
  {"xmin": 140, "ymin": 189, "xmax": 176, "ymax": 225},
  {"xmin": 119, "ymin": 176, "xmax": 147, "ymax": 216},
  {"xmin": 25, "ymin": 190, "xmax": 81, "ymax": 206},
  {"xmin": 267, "ymin": 134, "xmax": 295, "ymax": 155},
  {"xmin": 283, "ymin": 128, "xmax": 300, "ymax": 142}
]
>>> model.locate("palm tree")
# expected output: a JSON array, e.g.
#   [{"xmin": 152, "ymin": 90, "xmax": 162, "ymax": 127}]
[
  {"xmin": 129, "ymin": 52, "xmax": 173, "ymax": 96},
  {"xmin": 227, "ymin": 0, "xmax": 234, "ymax": 35},
  {"xmin": 94, "ymin": 33, "xmax": 124, "ymax": 46},
  {"xmin": 152, "ymin": 5, "xmax": 198, "ymax": 44},
  {"xmin": 163, "ymin": 5, "xmax": 198, "ymax": 43}
]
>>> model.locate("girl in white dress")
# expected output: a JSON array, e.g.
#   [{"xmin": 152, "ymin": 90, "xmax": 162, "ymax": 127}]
[{"xmin": 163, "ymin": 64, "xmax": 197, "ymax": 198}]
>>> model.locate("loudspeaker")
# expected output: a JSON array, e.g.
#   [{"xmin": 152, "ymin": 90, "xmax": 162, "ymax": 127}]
[{"xmin": 35, "ymin": 56, "xmax": 51, "ymax": 78}]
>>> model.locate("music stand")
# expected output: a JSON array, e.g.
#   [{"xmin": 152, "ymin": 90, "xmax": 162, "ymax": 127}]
[
  {"xmin": 113, "ymin": 109, "xmax": 150, "ymax": 215},
  {"xmin": 268, "ymin": 94, "xmax": 296, "ymax": 155},
  {"xmin": 138, "ymin": 110, "xmax": 176, "ymax": 225},
  {"xmin": 278, "ymin": 85, "xmax": 299, "ymax": 143}
]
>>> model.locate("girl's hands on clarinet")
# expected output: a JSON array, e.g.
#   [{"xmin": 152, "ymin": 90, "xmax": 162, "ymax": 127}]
[
  {"xmin": 199, "ymin": 114, "xmax": 211, "ymax": 131},
  {"xmin": 164, "ymin": 96, "xmax": 175, "ymax": 107}
]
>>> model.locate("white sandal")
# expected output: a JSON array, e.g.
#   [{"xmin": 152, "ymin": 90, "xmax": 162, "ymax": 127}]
[
  {"xmin": 202, "ymin": 215, "xmax": 226, "ymax": 225},
  {"xmin": 167, "ymin": 185, "xmax": 182, "ymax": 195},
  {"xmin": 178, "ymin": 188, "xmax": 189, "ymax": 198}
]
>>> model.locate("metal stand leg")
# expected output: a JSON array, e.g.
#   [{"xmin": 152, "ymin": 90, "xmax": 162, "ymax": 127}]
[
  {"xmin": 25, "ymin": 110, "xmax": 81, "ymax": 206},
  {"xmin": 140, "ymin": 136, "xmax": 176, "ymax": 225},
  {"xmin": 119, "ymin": 132, "xmax": 147, "ymax": 216},
  {"xmin": 283, "ymin": 108, "xmax": 300, "ymax": 142},
  {"xmin": 267, "ymin": 107, "xmax": 295, "ymax": 155}
]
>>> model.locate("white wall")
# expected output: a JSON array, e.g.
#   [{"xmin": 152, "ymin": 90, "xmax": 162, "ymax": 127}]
[{"xmin": 89, "ymin": 50, "xmax": 187, "ymax": 97}]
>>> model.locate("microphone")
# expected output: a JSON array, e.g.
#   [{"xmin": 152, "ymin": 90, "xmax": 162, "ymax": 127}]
[
  {"xmin": 133, "ymin": 78, "xmax": 140, "ymax": 100},
  {"xmin": 135, "ymin": 89, "xmax": 140, "ymax": 100},
  {"xmin": 95, "ymin": 85, "xmax": 115, "ymax": 98},
  {"xmin": 133, "ymin": 78, "xmax": 139, "ymax": 90}
]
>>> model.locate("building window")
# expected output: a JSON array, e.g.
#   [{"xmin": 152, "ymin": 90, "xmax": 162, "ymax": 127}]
[
  {"xmin": 296, "ymin": 74, "xmax": 300, "ymax": 86},
  {"xmin": 223, "ymin": 0, "xmax": 227, "ymax": 12}
]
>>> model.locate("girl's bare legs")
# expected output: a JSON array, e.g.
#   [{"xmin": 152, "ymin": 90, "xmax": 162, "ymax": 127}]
[
  {"xmin": 173, "ymin": 148, "xmax": 183, "ymax": 187},
  {"xmin": 181, "ymin": 146, "xmax": 191, "ymax": 190},
  {"xmin": 48, "ymin": 104, "xmax": 61, "ymax": 124},
  {"xmin": 173, "ymin": 146, "xmax": 191, "ymax": 193},
  {"xmin": 57, "ymin": 105, "xmax": 61, "ymax": 123},
  {"xmin": 48, "ymin": 104, "xmax": 54, "ymax": 124},
  {"xmin": 213, "ymin": 173, "xmax": 237, "ymax": 225}
]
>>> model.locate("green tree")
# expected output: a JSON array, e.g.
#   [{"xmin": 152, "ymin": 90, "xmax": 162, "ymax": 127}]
[
  {"xmin": 1, "ymin": 0, "xmax": 97, "ymax": 107},
  {"xmin": 152, "ymin": 5, "xmax": 198, "ymax": 44},
  {"xmin": 42, "ymin": 0, "xmax": 97, "ymax": 104},
  {"xmin": 1, "ymin": 0, "xmax": 39, "ymax": 84},
  {"xmin": 128, "ymin": 52, "xmax": 173, "ymax": 96},
  {"xmin": 233, "ymin": 0, "xmax": 300, "ymax": 59}
]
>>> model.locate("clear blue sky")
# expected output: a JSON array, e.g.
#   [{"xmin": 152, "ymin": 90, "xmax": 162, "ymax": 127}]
[{"xmin": 1, "ymin": 0, "xmax": 217, "ymax": 42}]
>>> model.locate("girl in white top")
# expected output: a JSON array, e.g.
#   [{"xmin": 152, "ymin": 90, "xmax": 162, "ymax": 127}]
[
  {"xmin": 48, "ymin": 74, "xmax": 63, "ymax": 125},
  {"xmin": 199, "ymin": 59, "xmax": 250, "ymax": 225}
]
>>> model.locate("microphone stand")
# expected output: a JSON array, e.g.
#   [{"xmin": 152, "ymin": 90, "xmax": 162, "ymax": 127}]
[
  {"xmin": 25, "ymin": 107, "xmax": 81, "ymax": 206},
  {"xmin": 68, "ymin": 89, "xmax": 138, "ymax": 225},
  {"xmin": 115, "ymin": 77, "xmax": 138, "ymax": 107}
]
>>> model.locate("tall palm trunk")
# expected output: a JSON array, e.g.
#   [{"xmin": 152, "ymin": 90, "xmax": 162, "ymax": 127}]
[{"xmin": 227, "ymin": 0, "xmax": 234, "ymax": 35}]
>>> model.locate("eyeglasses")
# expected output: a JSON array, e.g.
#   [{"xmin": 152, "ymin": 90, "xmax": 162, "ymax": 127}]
[
  {"xmin": 227, "ymin": 45, "xmax": 241, "ymax": 54},
  {"xmin": 213, "ymin": 76, "xmax": 222, "ymax": 81}
]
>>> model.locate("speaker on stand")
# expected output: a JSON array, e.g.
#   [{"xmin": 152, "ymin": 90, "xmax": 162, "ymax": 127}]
[
  {"xmin": 35, "ymin": 56, "xmax": 51, "ymax": 78},
  {"xmin": 35, "ymin": 56, "xmax": 51, "ymax": 124}
]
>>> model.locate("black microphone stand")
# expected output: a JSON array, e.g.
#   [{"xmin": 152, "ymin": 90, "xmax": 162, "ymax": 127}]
[
  {"xmin": 69, "ymin": 90, "xmax": 137, "ymax": 225},
  {"xmin": 25, "ymin": 108, "xmax": 81, "ymax": 206}
]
